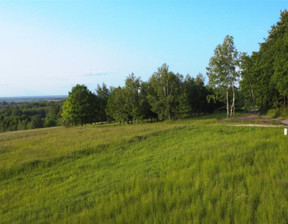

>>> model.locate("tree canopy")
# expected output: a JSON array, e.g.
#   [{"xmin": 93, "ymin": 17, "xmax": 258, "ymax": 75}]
[
  {"xmin": 148, "ymin": 64, "xmax": 182, "ymax": 120},
  {"xmin": 104, "ymin": 64, "xmax": 217, "ymax": 124},
  {"xmin": 0, "ymin": 101, "xmax": 63, "ymax": 132},
  {"xmin": 240, "ymin": 10, "xmax": 288, "ymax": 112},
  {"xmin": 62, "ymin": 84, "xmax": 98, "ymax": 126},
  {"xmin": 207, "ymin": 35, "xmax": 240, "ymax": 117}
]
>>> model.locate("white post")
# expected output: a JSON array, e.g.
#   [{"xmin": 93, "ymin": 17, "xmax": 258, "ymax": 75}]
[{"xmin": 284, "ymin": 128, "xmax": 287, "ymax": 136}]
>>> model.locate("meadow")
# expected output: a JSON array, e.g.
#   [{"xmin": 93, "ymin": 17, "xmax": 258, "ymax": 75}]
[{"xmin": 0, "ymin": 115, "xmax": 287, "ymax": 223}]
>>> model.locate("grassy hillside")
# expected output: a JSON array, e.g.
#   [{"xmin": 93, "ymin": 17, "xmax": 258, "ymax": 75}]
[{"xmin": 0, "ymin": 116, "xmax": 287, "ymax": 223}]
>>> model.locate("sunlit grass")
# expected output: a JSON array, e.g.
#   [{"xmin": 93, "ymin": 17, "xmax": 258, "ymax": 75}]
[{"xmin": 0, "ymin": 115, "xmax": 287, "ymax": 223}]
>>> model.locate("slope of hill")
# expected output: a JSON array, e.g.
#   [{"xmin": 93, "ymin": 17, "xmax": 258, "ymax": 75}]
[{"xmin": 0, "ymin": 116, "xmax": 287, "ymax": 223}]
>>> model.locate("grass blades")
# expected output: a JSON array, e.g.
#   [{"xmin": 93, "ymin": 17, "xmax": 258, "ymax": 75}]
[{"xmin": 0, "ymin": 117, "xmax": 287, "ymax": 223}]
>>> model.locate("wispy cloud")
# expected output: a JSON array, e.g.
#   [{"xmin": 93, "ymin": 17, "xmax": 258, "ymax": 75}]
[
  {"xmin": 83, "ymin": 72, "xmax": 111, "ymax": 77},
  {"xmin": 0, "ymin": 82, "xmax": 11, "ymax": 86}
]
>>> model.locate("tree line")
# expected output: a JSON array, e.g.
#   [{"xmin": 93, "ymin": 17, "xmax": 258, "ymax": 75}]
[
  {"xmin": 0, "ymin": 101, "xmax": 63, "ymax": 132},
  {"xmin": 206, "ymin": 10, "xmax": 288, "ymax": 117},
  {"xmin": 1, "ymin": 10, "xmax": 287, "ymax": 130},
  {"xmin": 62, "ymin": 66, "xmax": 221, "ymax": 126},
  {"xmin": 0, "ymin": 67, "xmax": 221, "ymax": 132},
  {"xmin": 240, "ymin": 10, "xmax": 288, "ymax": 112},
  {"xmin": 62, "ymin": 10, "xmax": 288, "ymax": 125}
]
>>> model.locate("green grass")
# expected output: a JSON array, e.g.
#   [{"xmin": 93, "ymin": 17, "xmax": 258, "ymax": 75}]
[{"xmin": 0, "ymin": 116, "xmax": 287, "ymax": 223}]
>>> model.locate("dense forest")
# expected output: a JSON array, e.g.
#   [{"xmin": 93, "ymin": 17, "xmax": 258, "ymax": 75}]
[
  {"xmin": 0, "ymin": 101, "xmax": 63, "ymax": 132},
  {"xmin": 1, "ymin": 10, "xmax": 287, "ymax": 131},
  {"xmin": 240, "ymin": 10, "xmax": 288, "ymax": 112}
]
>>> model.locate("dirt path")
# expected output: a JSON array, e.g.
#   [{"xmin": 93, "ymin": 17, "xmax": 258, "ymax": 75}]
[
  {"xmin": 227, "ymin": 124, "xmax": 284, "ymax": 127},
  {"xmin": 222, "ymin": 115, "xmax": 288, "ymax": 127},
  {"xmin": 278, "ymin": 119, "xmax": 288, "ymax": 126}
]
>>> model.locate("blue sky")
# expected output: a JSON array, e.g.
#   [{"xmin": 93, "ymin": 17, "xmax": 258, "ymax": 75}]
[{"xmin": 0, "ymin": 0, "xmax": 287, "ymax": 96}]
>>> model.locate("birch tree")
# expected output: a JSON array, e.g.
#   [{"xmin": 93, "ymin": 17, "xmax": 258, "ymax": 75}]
[
  {"xmin": 206, "ymin": 35, "xmax": 240, "ymax": 117},
  {"xmin": 148, "ymin": 64, "xmax": 182, "ymax": 120},
  {"xmin": 123, "ymin": 73, "xmax": 142, "ymax": 123}
]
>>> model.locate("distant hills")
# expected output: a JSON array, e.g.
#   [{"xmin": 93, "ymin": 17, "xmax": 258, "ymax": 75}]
[{"xmin": 0, "ymin": 95, "xmax": 67, "ymax": 103}]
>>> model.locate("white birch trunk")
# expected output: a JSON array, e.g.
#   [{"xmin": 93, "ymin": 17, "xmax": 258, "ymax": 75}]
[
  {"xmin": 231, "ymin": 83, "xmax": 235, "ymax": 116},
  {"xmin": 226, "ymin": 88, "xmax": 229, "ymax": 118}
]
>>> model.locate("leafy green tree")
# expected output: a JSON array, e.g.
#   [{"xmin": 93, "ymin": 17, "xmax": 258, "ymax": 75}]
[
  {"xmin": 271, "ymin": 10, "xmax": 288, "ymax": 112},
  {"xmin": 178, "ymin": 74, "xmax": 215, "ymax": 117},
  {"xmin": 188, "ymin": 74, "xmax": 208, "ymax": 114},
  {"xmin": 239, "ymin": 53, "xmax": 256, "ymax": 108},
  {"xmin": 240, "ymin": 10, "xmax": 288, "ymax": 111},
  {"xmin": 96, "ymin": 83, "xmax": 110, "ymax": 121},
  {"xmin": 62, "ymin": 84, "xmax": 98, "ymax": 126},
  {"xmin": 139, "ymin": 81, "xmax": 158, "ymax": 121},
  {"xmin": 148, "ymin": 64, "xmax": 182, "ymax": 120},
  {"xmin": 106, "ymin": 87, "xmax": 129, "ymax": 123},
  {"xmin": 106, "ymin": 74, "xmax": 142, "ymax": 124},
  {"xmin": 241, "ymin": 50, "xmax": 275, "ymax": 109},
  {"xmin": 177, "ymin": 89, "xmax": 190, "ymax": 117},
  {"xmin": 45, "ymin": 102, "xmax": 62, "ymax": 127},
  {"xmin": 207, "ymin": 35, "xmax": 240, "ymax": 117},
  {"xmin": 123, "ymin": 73, "xmax": 142, "ymax": 123},
  {"xmin": 31, "ymin": 114, "xmax": 43, "ymax": 129},
  {"xmin": 0, "ymin": 101, "xmax": 63, "ymax": 132}
]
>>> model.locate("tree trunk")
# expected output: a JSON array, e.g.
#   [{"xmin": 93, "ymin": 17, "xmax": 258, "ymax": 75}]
[
  {"xmin": 284, "ymin": 96, "xmax": 286, "ymax": 113},
  {"xmin": 248, "ymin": 75, "xmax": 255, "ymax": 105},
  {"xmin": 276, "ymin": 100, "xmax": 280, "ymax": 111},
  {"xmin": 249, "ymin": 83, "xmax": 255, "ymax": 105},
  {"xmin": 231, "ymin": 83, "xmax": 235, "ymax": 116},
  {"xmin": 226, "ymin": 88, "xmax": 229, "ymax": 118}
]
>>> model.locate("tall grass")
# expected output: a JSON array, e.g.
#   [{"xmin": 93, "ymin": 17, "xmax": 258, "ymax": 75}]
[
  {"xmin": 0, "ymin": 116, "xmax": 287, "ymax": 223},
  {"xmin": 266, "ymin": 107, "xmax": 288, "ymax": 119}
]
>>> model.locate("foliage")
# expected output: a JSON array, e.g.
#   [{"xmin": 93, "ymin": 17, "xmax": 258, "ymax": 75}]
[
  {"xmin": 95, "ymin": 83, "xmax": 111, "ymax": 122},
  {"xmin": 147, "ymin": 64, "xmax": 182, "ymax": 120},
  {"xmin": 0, "ymin": 101, "xmax": 63, "ymax": 132},
  {"xmin": 0, "ymin": 116, "xmax": 287, "ymax": 223},
  {"xmin": 239, "ymin": 53, "xmax": 256, "ymax": 108},
  {"xmin": 271, "ymin": 10, "xmax": 288, "ymax": 111},
  {"xmin": 31, "ymin": 114, "xmax": 44, "ymax": 129},
  {"xmin": 62, "ymin": 84, "xmax": 98, "ymax": 126},
  {"xmin": 105, "ymin": 65, "xmax": 217, "ymax": 123},
  {"xmin": 106, "ymin": 74, "xmax": 144, "ymax": 124},
  {"xmin": 122, "ymin": 73, "xmax": 142, "ymax": 123},
  {"xmin": 44, "ymin": 103, "xmax": 62, "ymax": 127},
  {"xmin": 240, "ymin": 10, "xmax": 288, "ymax": 111},
  {"xmin": 139, "ymin": 81, "xmax": 158, "ymax": 121},
  {"xmin": 206, "ymin": 35, "xmax": 240, "ymax": 117},
  {"xmin": 106, "ymin": 87, "xmax": 129, "ymax": 123},
  {"xmin": 180, "ymin": 74, "xmax": 217, "ymax": 116}
]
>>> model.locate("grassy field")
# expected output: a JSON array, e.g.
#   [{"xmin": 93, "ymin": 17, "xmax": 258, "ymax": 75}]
[{"xmin": 0, "ymin": 115, "xmax": 287, "ymax": 223}]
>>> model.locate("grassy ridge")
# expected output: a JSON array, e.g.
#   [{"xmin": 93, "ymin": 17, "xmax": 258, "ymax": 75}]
[{"xmin": 0, "ymin": 117, "xmax": 287, "ymax": 223}]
